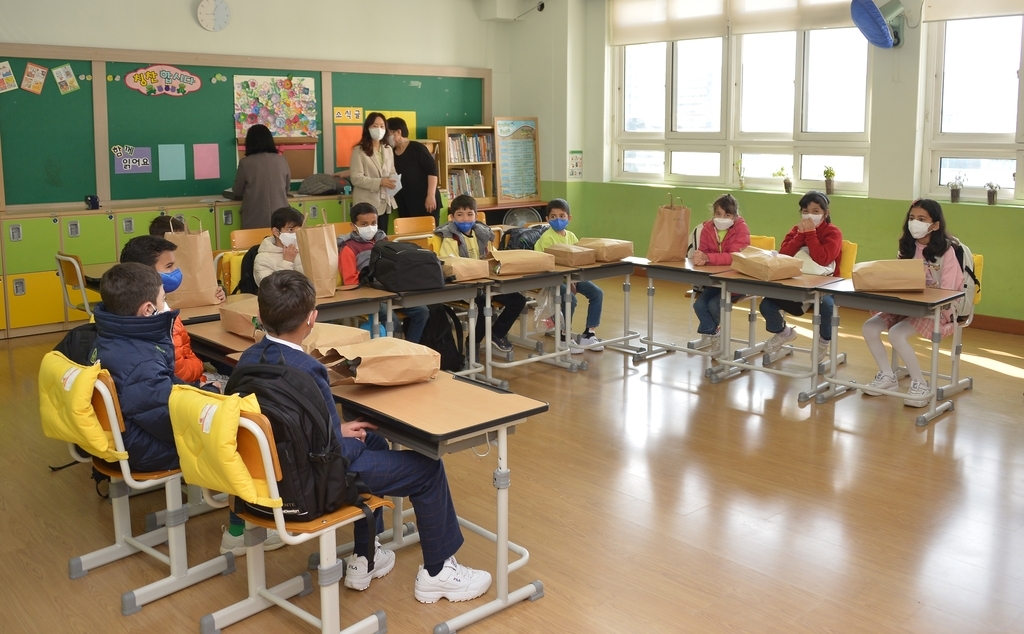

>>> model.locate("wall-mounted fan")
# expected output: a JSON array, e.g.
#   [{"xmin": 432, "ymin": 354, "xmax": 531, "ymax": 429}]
[
  {"xmin": 503, "ymin": 207, "xmax": 542, "ymax": 227},
  {"xmin": 851, "ymin": 0, "xmax": 906, "ymax": 49}
]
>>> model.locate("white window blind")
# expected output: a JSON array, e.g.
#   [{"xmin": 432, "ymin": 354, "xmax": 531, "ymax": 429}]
[
  {"xmin": 610, "ymin": 0, "xmax": 851, "ymax": 45},
  {"xmin": 923, "ymin": 0, "xmax": 1024, "ymax": 22}
]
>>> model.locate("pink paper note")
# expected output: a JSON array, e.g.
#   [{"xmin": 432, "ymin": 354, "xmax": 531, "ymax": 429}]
[{"xmin": 193, "ymin": 143, "xmax": 220, "ymax": 180}]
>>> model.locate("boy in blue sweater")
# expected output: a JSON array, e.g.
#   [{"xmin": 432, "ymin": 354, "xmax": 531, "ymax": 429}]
[{"xmin": 236, "ymin": 270, "xmax": 491, "ymax": 602}]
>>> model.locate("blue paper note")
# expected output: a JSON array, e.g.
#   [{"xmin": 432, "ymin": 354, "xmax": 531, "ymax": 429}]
[{"xmin": 158, "ymin": 144, "xmax": 186, "ymax": 181}]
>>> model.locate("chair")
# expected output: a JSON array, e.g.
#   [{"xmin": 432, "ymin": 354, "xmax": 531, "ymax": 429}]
[
  {"xmin": 231, "ymin": 228, "xmax": 270, "ymax": 250},
  {"xmin": 55, "ymin": 252, "xmax": 97, "ymax": 319},
  {"xmin": 393, "ymin": 216, "xmax": 435, "ymax": 235},
  {"xmin": 37, "ymin": 353, "xmax": 233, "ymax": 616},
  {"xmin": 168, "ymin": 387, "xmax": 392, "ymax": 634},
  {"xmin": 333, "ymin": 221, "xmax": 353, "ymax": 237},
  {"xmin": 838, "ymin": 240, "xmax": 858, "ymax": 279},
  {"xmin": 936, "ymin": 253, "xmax": 983, "ymax": 399}
]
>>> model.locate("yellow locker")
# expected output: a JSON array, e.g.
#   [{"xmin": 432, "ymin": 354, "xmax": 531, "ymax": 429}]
[
  {"xmin": 0, "ymin": 276, "xmax": 6, "ymax": 332},
  {"xmin": 7, "ymin": 272, "xmax": 65, "ymax": 329},
  {"xmin": 66, "ymin": 288, "xmax": 102, "ymax": 322}
]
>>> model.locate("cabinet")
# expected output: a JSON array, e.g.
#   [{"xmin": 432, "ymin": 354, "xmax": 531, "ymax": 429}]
[
  {"xmin": 3, "ymin": 216, "xmax": 61, "ymax": 275},
  {"xmin": 428, "ymin": 125, "xmax": 497, "ymax": 206},
  {"xmin": 324, "ymin": 198, "xmax": 350, "ymax": 225},
  {"xmin": 214, "ymin": 202, "xmax": 241, "ymax": 251},
  {"xmin": 115, "ymin": 209, "xmax": 163, "ymax": 252},
  {"xmin": 0, "ymin": 276, "xmax": 6, "ymax": 334},
  {"xmin": 6, "ymin": 272, "xmax": 64, "ymax": 329},
  {"xmin": 61, "ymin": 213, "xmax": 117, "ymax": 265}
]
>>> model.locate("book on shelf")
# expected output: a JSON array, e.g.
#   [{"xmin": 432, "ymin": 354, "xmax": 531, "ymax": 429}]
[
  {"xmin": 448, "ymin": 168, "xmax": 488, "ymax": 198},
  {"xmin": 446, "ymin": 133, "xmax": 494, "ymax": 163}
]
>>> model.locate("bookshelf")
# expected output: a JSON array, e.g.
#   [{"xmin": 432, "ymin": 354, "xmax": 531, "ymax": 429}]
[{"xmin": 428, "ymin": 125, "xmax": 497, "ymax": 205}]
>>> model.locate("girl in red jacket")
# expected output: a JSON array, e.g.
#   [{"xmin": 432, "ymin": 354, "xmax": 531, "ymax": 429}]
[
  {"xmin": 692, "ymin": 194, "xmax": 750, "ymax": 355},
  {"xmin": 759, "ymin": 191, "xmax": 842, "ymax": 361}
]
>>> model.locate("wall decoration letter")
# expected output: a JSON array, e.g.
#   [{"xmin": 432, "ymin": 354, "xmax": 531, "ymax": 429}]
[{"xmin": 125, "ymin": 65, "xmax": 202, "ymax": 96}]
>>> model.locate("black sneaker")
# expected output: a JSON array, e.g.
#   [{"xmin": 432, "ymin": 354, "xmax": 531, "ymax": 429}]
[{"xmin": 491, "ymin": 337, "xmax": 513, "ymax": 353}]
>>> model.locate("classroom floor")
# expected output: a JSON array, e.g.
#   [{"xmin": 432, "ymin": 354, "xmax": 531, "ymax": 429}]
[{"xmin": 5, "ymin": 277, "xmax": 1024, "ymax": 633}]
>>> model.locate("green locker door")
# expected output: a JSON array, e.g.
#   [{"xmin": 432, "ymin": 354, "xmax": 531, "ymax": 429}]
[
  {"xmin": 3, "ymin": 216, "xmax": 61, "ymax": 275},
  {"xmin": 215, "ymin": 203, "xmax": 241, "ymax": 251},
  {"xmin": 302, "ymin": 199, "xmax": 326, "ymax": 226},
  {"xmin": 323, "ymin": 198, "xmax": 347, "ymax": 224},
  {"xmin": 115, "ymin": 209, "xmax": 163, "ymax": 251},
  {"xmin": 61, "ymin": 214, "xmax": 117, "ymax": 265}
]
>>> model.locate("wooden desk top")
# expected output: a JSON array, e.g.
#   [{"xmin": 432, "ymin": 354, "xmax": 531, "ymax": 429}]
[
  {"xmin": 185, "ymin": 320, "xmax": 255, "ymax": 355},
  {"xmin": 177, "ymin": 293, "xmax": 256, "ymax": 324},
  {"xmin": 627, "ymin": 257, "xmax": 732, "ymax": 275},
  {"xmin": 82, "ymin": 262, "xmax": 115, "ymax": 281},
  {"xmin": 711, "ymin": 270, "xmax": 839, "ymax": 289},
  {"xmin": 486, "ymin": 265, "xmax": 578, "ymax": 282},
  {"xmin": 319, "ymin": 286, "xmax": 397, "ymax": 305},
  {"xmin": 820, "ymin": 279, "xmax": 964, "ymax": 306}
]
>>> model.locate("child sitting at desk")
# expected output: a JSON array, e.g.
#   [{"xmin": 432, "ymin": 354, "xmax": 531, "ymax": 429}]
[
  {"xmin": 435, "ymin": 194, "xmax": 526, "ymax": 353},
  {"xmin": 690, "ymin": 194, "xmax": 750, "ymax": 356},
  {"xmin": 148, "ymin": 215, "xmax": 185, "ymax": 236},
  {"xmin": 339, "ymin": 202, "xmax": 428, "ymax": 342},
  {"xmin": 533, "ymin": 198, "xmax": 604, "ymax": 353},
  {"xmin": 861, "ymin": 199, "xmax": 964, "ymax": 407},
  {"xmin": 120, "ymin": 235, "xmax": 225, "ymax": 385},
  {"xmin": 760, "ymin": 191, "xmax": 842, "ymax": 362},
  {"xmin": 254, "ymin": 206, "xmax": 304, "ymax": 285},
  {"xmin": 237, "ymin": 270, "xmax": 492, "ymax": 602}
]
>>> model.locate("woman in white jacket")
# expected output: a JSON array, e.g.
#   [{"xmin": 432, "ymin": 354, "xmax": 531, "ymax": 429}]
[
  {"xmin": 349, "ymin": 112, "xmax": 398, "ymax": 233},
  {"xmin": 253, "ymin": 206, "xmax": 304, "ymax": 285}
]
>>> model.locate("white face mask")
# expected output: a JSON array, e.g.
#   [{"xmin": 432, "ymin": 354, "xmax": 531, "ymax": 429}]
[
  {"xmin": 908, "ymin": 219, "xmax": 933, "ymax": 240},
  {"xmin": 369, "ymin": 127, "xmax": 386, "ymax": 141},
  {"xmin": 801, "ymin": 213, "xmax": 824, "ymax": 227},
  {"xmin": 357, "ymin": 225, "xmax": 378, "ymax": 240},
  {"xmin": 713, "ymin": 217, "xmax": 734, "ymax": 230},
  {"xmin": 277, "ymin": 232, "xmax": 298, "ymax": 248}
]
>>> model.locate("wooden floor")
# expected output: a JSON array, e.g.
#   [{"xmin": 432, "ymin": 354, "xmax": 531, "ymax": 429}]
[{"xmin": 5, "ymin": 278, "xmax": 1024, "ymax": 633}]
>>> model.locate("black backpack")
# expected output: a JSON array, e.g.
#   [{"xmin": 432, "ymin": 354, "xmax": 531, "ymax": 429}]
[
  {"xmin": 360, "ymin": 241, "xmax": 445, "ymax": 292},
  {"xmin": 233, "ymin": 245, "xmax": 261, "ymax": 295},
  {"xmin": 225, "ymin": 351, "xmax": 377, "ymax": 563},
  {"xmin": 500, "ymin": 225, "xmax": 548, "ymax": 250},
  {"xmin": 54, "ymin": 323, "xmax": 98, "ymax": 365},
  {"xmin": 415, "ymin": 305, "xmax": 464, "ymax": 371}
]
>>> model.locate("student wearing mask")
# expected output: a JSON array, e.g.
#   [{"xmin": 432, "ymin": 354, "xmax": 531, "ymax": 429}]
[
  {"xmin": 350, "ymin": 112, "xmax": 398, "ymax": 233},
  {"xmin": 253, "ymin": 206, "xmax": 305, "ymax": 286},
  {"xmin": 387, "ymin": 117, "xmax": 442, "ymax": 227}
]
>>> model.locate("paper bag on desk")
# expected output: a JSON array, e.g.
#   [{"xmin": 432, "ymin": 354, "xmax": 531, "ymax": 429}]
[
  {"xmin": 730, "ymin": 246, "xmax": 804, "ymax": 281},
  {"xmin": 314, "ymin": 338, "xmax": 440, "ymax": 386},
  {"xmin": 296, "ymin": 223, "xmax": 339, "ymax": 298},
  {"xmin": 852, "ymin": 259, "xmax": 926, "ymax": 292},
  {"xmin": 219, "ymin": 297, "xmax": 263, "ymax": 339},
  {"xmin": 575, "ymin": 238, "xmax": 634, "ymax": 262},
  {"xmin": 165, "ymin": 223, "xmax": 220, "ymax": 309},
  {"xmin": 490, "ymin": 250, "xmax": 557, "ymax": 275},
  {"xmin": 442, "ymin": 256, "xmax": 490, "ymax": 282},
  {"xmin": 647, "ymin": 200, "xmax": 690, "ymax": 263},
  {"xmin": 544, "ymin": 243, "xmax": 596, "ymax": 267},
  {"xmin": 254, "ymin": 322, "xmax": 369, "ymax": 352}
]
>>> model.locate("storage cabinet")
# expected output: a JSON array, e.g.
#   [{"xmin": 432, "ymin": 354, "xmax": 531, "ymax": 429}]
[
  {"xmin": 215, "ymin": 203, "xmax": 241, "ymax": 251},
  {"xmin": 3, "ymin": 216, "xmax": 62, "ymax": 275},
  {"xmin": 0, "ymin": 276, "xmax": 6, "ymax": 334},
  {"xmin": 115, "ymin": 209, "xmax": 164, "ymax": 251},
  {"xmin": 6, "ymin": 272, "xmax": 64, "ymax": 329},
  {"xmin": 61, "ymin": 213, "xmax": 117, "ymax": 265}
]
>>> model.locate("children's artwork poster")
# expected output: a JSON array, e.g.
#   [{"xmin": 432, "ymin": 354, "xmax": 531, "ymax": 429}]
[
  {"xmin": 0, "ymin": 61, "xmax": 18, "ymax": 94},
  {"xmin": 234, "ymin": 75, "xmax": 318, "ymax": 138},
  {"xmin": 568, "ymin": 151, "xmax": 583, "ymax": 180},
  {"xmin": 111, "ymin": 145, "xmax": 153, "ymax": 174},
  {"xmin": 333, "ymin": 107, "xmax": 363, "ymax": 125},
  {"xmin": 21, "ymin": 62, "xmax": 47, "ymax": 95},
  {"xmin": 125, "ymin": 65, "xmax": 202, "ymax": 96},
  {"xmin": 52, "ymin": 63, "xmax": 81, "ymax": 95}
]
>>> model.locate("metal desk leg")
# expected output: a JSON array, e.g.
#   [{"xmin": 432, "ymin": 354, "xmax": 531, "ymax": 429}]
[
  {"xmin": 707, "ymin": 281, "xmax": 744, "ymax": 382},
  {"xmin": 607, "ymin": 273, "xmax": 644, "ymax": 355},
  {"xmin": 633, "ymin": 277, "xmax": 671, "ymax": 364},
  {"xmin": 800, "ymin": 292, "xmax": 833, "ymax": 402},
  {"xmin": 814, "ymin": 310, "xmax": 850, "ymax": 404},
  {"xmin": 916, "ymin": 307, "xmax": 955, "ymax": 427}
]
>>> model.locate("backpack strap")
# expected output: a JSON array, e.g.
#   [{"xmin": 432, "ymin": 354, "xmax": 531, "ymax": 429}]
[{"xmin": 444, "ymin": 304, "xmax": 464, "ymax": 359}]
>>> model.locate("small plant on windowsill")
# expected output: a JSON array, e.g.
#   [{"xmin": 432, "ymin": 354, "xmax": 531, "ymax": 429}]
[
  {"xmin": 734, "ymin": 159, "xmax": 745, "ymax": 190},
  {"xmin": 772, "ymin": 167, "xmax": 792, "ymax": 194},
  {"xmin": 823, "ymin": 166, "xmax": 835, "ymax": 195},
  {"xmin": 985, "ymin": 182, "xmax": 1000, "ymax": 205},
  {"xmin": 947, "ymin": 172, "xmax": 966, "ymax": 203}
]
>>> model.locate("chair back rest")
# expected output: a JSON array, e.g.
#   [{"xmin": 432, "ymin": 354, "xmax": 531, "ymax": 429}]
[
  {"xmin": 972, "ymin": 253, "xmax": 983, "ymax": 305},
  {"xmin": 749, "ymin": 235, "xmax": 776, "ymax": 250},
  {"xmin": 333, "ymin": 222, "xmax": 353, "ymax": 238},
  {"xmin": 55, "ymin": 252, "xmax": 86, "ymax": 289},
  {"xmin": 394, "ymin": 216, "xmax": 435, "ymax": 235},
  {"xmin": 390, "ymin": 233, "xmax": 432, "ymax": 249},
  {"xmin": 427, "ymin": 235, "xmax": 442, "ymax": 254},
  {"xmin": 839, "ymin": 240, "xmax": 858, "ymax": 279},
  {"xmin": 489, "ymin": 226, "xmax": 502, "ymax": 253},
  {"xmin": 231, "ymin": 228, "xmax": 269, "ymax": 250}
]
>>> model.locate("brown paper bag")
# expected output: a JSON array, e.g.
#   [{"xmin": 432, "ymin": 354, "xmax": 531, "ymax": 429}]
[
  {"xmin": 491, "ymin": 250, "xmax": 557, "ymax": 275},
  {"xmin": 647, "ymin": 196, "xmax": 690, "ymax": 263},
  {"xmin": 254, "ymin": 322, "xmax": 370, "ymax": 352},
  {"xmin": 442, "ymin": 256, "xmax": 491, "ymax": 282},
  {"xmin": 852, "ymin": 259, "xmax": 926, "ymax": 292},
  {"xmin": 730, "ymin": 246, "xmax": 804, "ymax": 281},
  {"xmin": 544, "ymin": 243, "xmax": 596, "ymax": 267},
  {"xmin": 165, "ymin": 220, "xmax": 220, "ymax": 309},
  {"xmin": 296, "ymin": 223, "xmax": 339, "ymax": 298},
  {"xmin": 575, "ymin": 238, "xmax": 634, "ymax": 262},
  {"xmin": 219, "ymin": 296, "xmax": 263, "ymax": 338},
  {"xmin": 314, "ymin": 338, "xmax": 440, "ymax": 386}
]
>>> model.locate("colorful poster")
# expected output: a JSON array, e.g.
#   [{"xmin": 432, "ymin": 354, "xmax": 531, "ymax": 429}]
[
  {"xmin": 378, "ymin": 110, "xmax": 417, "ymax": 137},
  {"xmin": 333, "ymin": 107, "xmax": 363, "ymax": 125},
  {"xmin": 234, "ymin": 75, "xmax": 318, "ymax": 138},
  {"xmin": 0, "ymin": 61, "xmax": 18, "ymax": 94},
  {"xmin": 193, "ymin": 143, "xmax": 220, "ymax": 180},
  {"xmin": 335, "ymin": 126, "xmax": 364, "ymax": 168},
  {"xmin": 568, "ymin": 151, "xmax": 583, "ymax": 180},
  {"xmin": 21, "ymin": 62, "xmax": 47, "ymax": 94},
  {"xmin": 125, "ymin": 64, "xmax": 201, "ymax": 96},
  {"xmin": 52, "ymin": 63, "xmax": 80, "ymax": 95},
  {"xmin": 495, "ymin": 119, "xmax": 539, "ymax": 201},
  {"xmin": 158, "ymin": 144, "xmax": 186, "ymax": 181},
  {"xmin": 112, "ymin": 146, "xmax": 152, "ymax": 174}
]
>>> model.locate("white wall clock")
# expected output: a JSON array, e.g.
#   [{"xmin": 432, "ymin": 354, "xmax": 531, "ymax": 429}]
[{"xmin": 197, "ymin": 0, "xmax": 231, "ymax": 32}]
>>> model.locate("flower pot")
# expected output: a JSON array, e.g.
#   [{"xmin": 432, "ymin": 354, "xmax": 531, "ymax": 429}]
[
  {"xmin": 824, "ymin": 178, "xmax": 834, "ymax": 195},
  {"xmin": 783, "ymin": 178, "xmax": 792, "ymax": 194},
  {"xmin": 987, "ymin": 189, "xmax": 997, "ymax": 205},
  {"xmin": 738, "ymin": 177, "xmax": 745, "ymax": 190},
  {"xmin": 950, "ymin": 188, "xmax": 961, "ymax": 203}
]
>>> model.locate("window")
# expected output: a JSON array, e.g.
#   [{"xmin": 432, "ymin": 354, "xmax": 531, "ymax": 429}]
[
  {"xmin": 804, "ymin": 28, "xmax": 868, "ymax": 133},
  {"xmin": 938, "ymin": 157, "xmax": 1016, "ymax": 190},
  {"xmin": 740, "ymin": 32, "xmax": 796, "ymax": 134},
  {"xmin": 624, "ymin": 42, "xmax": 666, "ymax": 133},
  {"xmin": 740, "ymin": 153, "xmax": 794, "ymax": 179},
  {"xmin": 800, "ymin": 155, "xmax": 865, "ymax": 183},
  {"xmin": 623, "ymin": 149, "xmax": 665, "ymax": 174},
  {"xmin": 674, "ymin": 38, "xmax": 723, "ymax": 133},
  {"xmin": 671, "ymin": 151, "xmax": 721, "ymax": 177}
]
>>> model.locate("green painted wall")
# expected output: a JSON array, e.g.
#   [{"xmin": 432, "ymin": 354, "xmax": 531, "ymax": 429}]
[{"xmin": 556, "ymin": 181, "xmax": 1015, "ymax": 320}]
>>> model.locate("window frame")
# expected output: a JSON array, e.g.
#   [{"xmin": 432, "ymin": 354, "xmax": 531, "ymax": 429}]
[{"xmin": 668, "ymin": 36, "xmax": 729, "ymax": 141}]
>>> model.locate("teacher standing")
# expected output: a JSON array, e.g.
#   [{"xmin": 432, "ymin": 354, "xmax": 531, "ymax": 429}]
[
  {"xmin": 233, "ymin": 124, "xmax": 291, "ymax": 229},
  {"xmin": 349, "ymin": 112, "xmax": 397, "ymax": 232},
  {"xmin": 387, "ymin": 117, "xmax": 442, "ymax": 227}
]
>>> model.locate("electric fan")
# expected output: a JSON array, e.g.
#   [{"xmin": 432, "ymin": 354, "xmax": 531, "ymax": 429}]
[
  {"xmin": 851, "ymin": 0, "xmax": 906, "ymax": 49},
  {"xmin": 503, "ymin": 207, "xmax": 543, "ymax": 227}
]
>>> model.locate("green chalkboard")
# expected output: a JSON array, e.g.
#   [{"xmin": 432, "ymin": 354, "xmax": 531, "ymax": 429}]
[
  {"xmin": 106, "ymin": 62, "xmax": 323, "ymax": 200},
  {"xmin": 332, "ymin": 73, "xmax": 483, "ymax": 139},
  {"xmin": 0, "ymin": 58, "xmax": 96, "ymax": 205}
]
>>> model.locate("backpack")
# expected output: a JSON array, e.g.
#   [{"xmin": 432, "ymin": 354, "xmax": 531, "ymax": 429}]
[
  {"xmin": 415, "ymin": 305, "xmax": 464, "ymax": 371},
  {"xmin": 360, "ymin": 241, "xmax": 445, "ymax": 292},
  {"xmin": 948, "ymin": 238, "xmax": 980, "ymax": 319},
  {"xmin": 500, "ymin": 225, "xmax": 548, "ymax": 250},
  {"xmin": 297, "ymin": 173, "xmax": 342, "ymax": 196},
  {"xmin": 225, "ymin": 352, "xmax": 376, "ymax": 561},
  {"xmin": 54, "ymin": 323, "xmax": 98, "ymax": 365},
  {"xmin": 232, "ymin": 244, "xmax": 261, "ymax": 295}
]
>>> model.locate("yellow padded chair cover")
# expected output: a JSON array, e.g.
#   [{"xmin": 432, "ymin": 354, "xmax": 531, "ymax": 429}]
[
  {"xmin": 229, "ymin": 251, "xmax": 244, "ymax": 293},
  {"xmin": 38, "ymin": 351, "xmax": 128, "ymax": 462},
  {"xmin": 973, "ymin": 254, "xmax": 983, "ymax": 305},
  {"xmin": 168, "ymin": 385, "xmax": 280, "ymax": 509}
]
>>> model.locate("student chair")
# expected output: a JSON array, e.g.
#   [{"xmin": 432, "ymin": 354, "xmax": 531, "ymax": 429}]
[
  {"xmin": 167, "ymin": 386, "xmax": 392, "ymax": 634},
  {"xmin": 37, "ymin": 352, "xmax": 234, "ymax": 616},
  {"xmin": 230, "ymin": 228, "xmax": 270, "ymax": 250},
  {"xmin": 838, "ymin": 240, "xmax": 858, "ymax": 279},
  {"xmin": 55, "ymin": 252, "xmax": 97, "ymax": 319},
  {"xmin": 333, "ymin": 221, "xmax": 353, "ymax": 238},
  {"xmin": 393, "ymin": 216, "xmax": 436, "ymax": 235}
]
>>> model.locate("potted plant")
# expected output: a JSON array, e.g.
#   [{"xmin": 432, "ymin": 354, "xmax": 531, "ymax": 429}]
[
  {"xmin": 734, "ymin": 159, "xmax": 745, "ymax": 190},
  {"xmin": 948, "ymin": 172, "xmax": 966, "ymax": 203},
  {"xmin": 823, "ymin": 166, "xmax": 835, "ymax": 195},
  {"xmin": 985, "ymin": 182, "xmax": 1000, "ymax": 205},
  {"xmin": 773, "ymin": 167, "xmax": 792, "ymax": 193}
]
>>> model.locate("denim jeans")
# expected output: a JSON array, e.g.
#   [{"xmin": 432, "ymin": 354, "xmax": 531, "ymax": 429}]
[
  {"xmin": 693, "ymin": 287, "xmax": 722, "ymax": 335},
  {"xmin": 377, "ymin": 304, "xmax": 429, "ymax": 343},
  {"xmin": 555, "ymin": 281, "xmax": 603, "ymax": 330},
  {"xmin": 759, "ymin": 295, "xmax": 833, "ymax": 340}
]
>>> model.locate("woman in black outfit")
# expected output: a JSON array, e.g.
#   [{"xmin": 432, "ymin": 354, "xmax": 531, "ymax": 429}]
[{"xmin": 386, "ymin": 117, "xmax": 442, "ymax": 227}]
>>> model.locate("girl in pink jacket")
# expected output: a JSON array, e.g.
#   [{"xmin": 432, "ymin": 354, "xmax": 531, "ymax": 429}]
[{"xmin": 692, "ymin": 194, "xmax": 751, "ymax": 355}]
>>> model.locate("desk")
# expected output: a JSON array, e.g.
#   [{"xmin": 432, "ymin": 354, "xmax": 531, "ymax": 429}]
[
  {"xmin": 332, "ymin": 373, "xmax": 548, "ymax": 634},
  {"xmin": 185, "ymin": 321, "xmax": 253, "ymax": 366},
  {"xmin": 815, "ymin": 279, "xmax": 964, "ymax": 427},
  {"xmin": 315, "ymin": 287, "xmax": 397, "ymax": 326},
  {"xmin": 173, "ymin": 293, "xmax": 256, "ymax": 326},
  {"xmin": 393, "ymin": 281, "xmax": 486, "ymax": 376},
  {"xmin": 82, "ymin": 262, "xmax": 115, "ymax": 289},
  {"xmin": 571, "ymin": 260, "xmax": 642, "ymax": 354}
]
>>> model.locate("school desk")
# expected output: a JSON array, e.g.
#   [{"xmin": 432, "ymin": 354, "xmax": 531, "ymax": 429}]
[
  {"xmin": 814, "ymin": 279, "xmax": 964, "ymax": 427},
  {"xmin": 184, "ymin": 320, "xmax": 253, "ymax": 366},
  {"xmin": 172, "ymin": 293, "xmax": 256, "ymax": 326},
  {"xmin": 315, "ymin": 286, "xmax": 397, "ymax": 326},
  {"xmin": 392, "ymin": 280, "xmax": 487, "ymax": 376},
  {"xmin": 82, "ymin": 262, "xmax": 115, "ymax": 287},
  {"xmin": 571, "ymin": 260, "xmax": 643, "ymax": 354},
  {"xmin": 331, "ymin": 372, "xmax": 549, "ymax": 634}
]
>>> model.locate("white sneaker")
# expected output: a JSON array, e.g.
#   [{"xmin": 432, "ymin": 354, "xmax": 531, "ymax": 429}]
[
  {"xmin": 561, "ymin": 333, "xmax": 583, "ymax": 355},
  {"xmin": 817, "ymin": 337, "xmax": 830, "ymax": 364},
  {"xmin": 904, "ymin": 380, "xmax": 930, "ymax": 408},
  {"xmin": 414, "ymin": 556, "xmax": 492, "ymax": 603},
  {"xmin": 219, "ymin": 525, "xmax": 285, "ymax": 556},
  {"xmin": 862, "ymin": 371, "xmax": 898, "ymax": 396},
  {"xmin": 579, "ymin": 332, "xmax": 604, "ymax": 351},
  {"xmin": 762, "ymin": 327, "xmax": 797, "ymax": 355},
  {"xmin": 707, "ymin": 332, "xmax": 721, "ymax": 356},
  {"xmin": 344, "ymin": 542, "xmax": 396, "ymax": 590}
]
